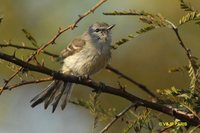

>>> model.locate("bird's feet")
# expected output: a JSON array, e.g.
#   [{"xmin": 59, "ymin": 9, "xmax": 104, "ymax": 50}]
[
  {"xmin": 78, "ymin": 74, "xmax": 90, "ymax": 81},
  {"xmin": 93, "ymin": 82, "xmax": 105, "ymax": 93}
]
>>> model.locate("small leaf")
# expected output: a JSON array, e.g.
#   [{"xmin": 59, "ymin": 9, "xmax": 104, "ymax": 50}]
[
  {"xmin": 136, "ymin": 25, "xmax": 155, "ymax": 34},
  {"xmin": 22, "ymin": 29, "xmax": 38, "ymax": 48},
  {"xmin": 179, "ymin": 12, "xmax": 200, "ymax": 26},
  {"xmin": 179, "ymin": 0, "xmax": 194, "ymax": 12}
]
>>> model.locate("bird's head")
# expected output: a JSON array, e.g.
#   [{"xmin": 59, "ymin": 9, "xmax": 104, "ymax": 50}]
[{"xmin": 88, "ymin": 22, "xmax": 115, "ymax": 44}]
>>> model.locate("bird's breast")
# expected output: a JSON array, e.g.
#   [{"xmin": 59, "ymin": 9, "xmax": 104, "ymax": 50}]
[{"xmin": 62, "ymin": 43, "xmax": 111, "ymax": 76}]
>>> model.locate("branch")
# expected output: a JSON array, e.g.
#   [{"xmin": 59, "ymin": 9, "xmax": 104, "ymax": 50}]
[
  {"xmin": 0, "ymin": 43, "xmax": 157, "ymax": 99},
  {"xmin": 106, "ymin": 65, "xmax": 158, "ymax": 100},
  {"xmin": 158, "ymin": 125, "xmax": 175, "ymax": 133},
  {"xmin": 1, "ymin": 0, "xmax": 108, "ymax": 92},
  {"xmin": 3, "ymin": 77, "xmax": 53, "ymax": 90},
  {"xmin": 0, "ymin": 52, "xmax": 200, "ymax": 126},
  {"xmin": 0, "ymin": 43, "xmax": 58, "ymax": 58},
  {"xmin": 166, "ymin": 19, "xmax": 200, "ymax": 91},
  {"xmin": 99, "ymin": 103, "xmax": 135, "ymax": 133}
]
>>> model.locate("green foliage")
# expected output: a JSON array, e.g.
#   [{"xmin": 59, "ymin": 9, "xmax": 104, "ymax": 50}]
[
  {"xmin": 168, "ymin": 66, "xmax": 188, "ymax": 73},
  {"xmin": 122, "ymin": 109, "xmax": 156, "ymax": 133},
  {"xmin": 157, "ymin": 86, "xmax": 200, "ymax": 115},
  {"xmin": 139, "ymin": 13, "xmax": 169, "ymax": 27},
  {"xmin": 179, "ymin": 0, "xmax": 194, "ymax": 12},
  {"xmin": 112, "ymin": 25, "xmax": 155, "ymax": 49},
  {"xmin": 135, "ymin": 25, "xmax": 155, "ymax": 34},
  {"xmin": 179, "ymin": 12, "xmax": 200, "ymax": 26},
  {"xmin": 70, "ymin": 94, "xmax": 116, "ymax": 122},
  {"xmin": 22, "ymin": 29, "xmax": 38, "ymax": 48},
  {"xmin": 105, "ymin": 4, "xmax": 200, "ymax": 131},
  {"xmin": 103, "ymin": 10, "xmax": 151, "ymax": 16},
  {"xmin": 109, "ymin": 10, "xmax": 169, "ymax": 49},
  {"xmin": 188, "ymin": 56, "xmax": 200, "ymax": 91}
]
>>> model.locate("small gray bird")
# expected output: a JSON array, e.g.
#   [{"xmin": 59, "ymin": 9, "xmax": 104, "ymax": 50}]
[{"xmin": 30, "ymin": 22, "xmax": 115, "ymax": 112}]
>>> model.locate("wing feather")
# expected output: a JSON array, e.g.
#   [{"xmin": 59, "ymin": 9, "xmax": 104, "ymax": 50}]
[{"xmin": 59, "ymin": 38, "xmax": 86, "ymax": 61}]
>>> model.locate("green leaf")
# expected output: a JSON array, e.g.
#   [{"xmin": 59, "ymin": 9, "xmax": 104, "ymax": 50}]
[
  {"xmin": 179, "ymin": 12, "xmax": 200, "ymax": 26},
  {"xmin": 136, "ymin": 25, "xmax": 155, "ymax": 34},
  {"xmin": 179, "ymin": 0, "xmax": 194, "ymax": 12},
  {"xmin": 112, "ymin": 25, "xmax": 155, "ymax": 50},
  {"xmin": 188, "ymin": 56, "xmax": 200, "ymax": 91},
  {"xmin": 22, "ymin": 29, "xmax": 38, "ymax": 48},
  {"xmin": 103, "ymin": 10, "xmax": 150, "ymax": 16}
]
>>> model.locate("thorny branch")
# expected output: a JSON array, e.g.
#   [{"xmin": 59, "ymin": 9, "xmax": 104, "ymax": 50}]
[
  {"xmin": 0, "ymin": 43, "xmax": 58, "ymax": 58},
  {"xmin": 0, "ymin": 0, "xmax": 108, "ymax": 93},
  {"xmin": 0, "ymin": 42, "xmax": 156, "ymax": 98},
  {"xmin": 106, "ymin": 65, "xmax": 158, "ymax": 100},
  {"xmin": 0, "ymin": 52, "xmax": 200, "ymax": 126},
  {"xmin": 3, "ymin": 77, "xmax": 53, "ymax": 91},
  {"xmin": 99, "ymin": 103, "xmax": 135, "ymax": 133}
]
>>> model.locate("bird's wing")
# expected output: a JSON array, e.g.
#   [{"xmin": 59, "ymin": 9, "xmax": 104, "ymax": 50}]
[{"xmin": 58, "ymin": 38, "xmax": 86, "ymax": 61}]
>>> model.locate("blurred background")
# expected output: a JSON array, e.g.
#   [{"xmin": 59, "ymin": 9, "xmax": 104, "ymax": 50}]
[{"xmin": 0, "ymin": 0, "xmax": 200, "ymax": 132}]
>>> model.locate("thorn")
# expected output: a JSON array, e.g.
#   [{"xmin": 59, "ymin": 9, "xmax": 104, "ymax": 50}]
[
  {"xmin": 3, "ymin": 79, "xmax": 8, "ymax": 83},
  {"xmin": 52, "ymin": 41, "xmax": 56, "ymax": 45},
  {"xmin": 78, "ymin": 14, "xmax": 82, "ymax": 18},
  {"xmin": 22, "ymin": 68, "xmax": 29, "ymax": 74},
  {"xmin": 58, "ymin": 27, "xmax": 62, "ymax": 33},
  {"xmin": 12, "ymin": 51, "xmax": 16, "ymax": 58},
  {"xmin": 50, "ymin": 56, "xmax": 54, "ymax": 61},
  {"xmin": 19, "ymin": 77, "xmax": 23, "ymax": 81},
  {"xmin": 8, "ymin": 39, "xmax": 12, "ymax": 45},
  {"xmin": 22, "ymin": 42, "xmax": 25, "ymax": 47},
  {"xmin": 117, "ymin": 81, "xmax": 126, "ymax": 91},
  {"xmin": 41, "ymin": 59, "xmax": 45, "ymax": 67},
  {"xmin": 90, "ymin": 9, "xmax": 94, "ymax": 13}
]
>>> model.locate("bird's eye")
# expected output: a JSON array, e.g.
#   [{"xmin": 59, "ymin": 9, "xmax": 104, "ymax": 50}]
[{"xmin": 95, "ymin": 28, "xmax": 100, "ymax": 32}]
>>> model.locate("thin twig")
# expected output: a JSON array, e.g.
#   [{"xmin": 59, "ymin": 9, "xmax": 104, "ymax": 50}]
[
  {"xmin": 0, "ymin": 0, "xmax": 108, "ymax": 93},
  {"xmin": 3, "ymin": 77, "xmax": 53, "ymax": 91},
  {"xmin": 0, "ymin": 43, "xmax": 58, "ymax": 57},
  {"xmin": 189, "ymin": 124, "xmax": 200, "ymax": 133},
  {"xmin": 106, "ymin": 65, "xmax": 158, "ymax": 100},
  {"xmin": 99, "ymin": 103, "xmax": 135, "ymax": 133},
  {"xmin": 158, "ymin": 125, "xmax": 175, "ymax": 133},
  {"xmin": 166, "ymin": 19, "xmax": 199, "ymax": 90}
]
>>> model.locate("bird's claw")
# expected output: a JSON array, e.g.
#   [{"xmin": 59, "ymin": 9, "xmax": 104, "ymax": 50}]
[
  {"xmin": 78, "ymin": 74, "xmax": 90, "ymax": 81},
  {"xmin": 93, "ymin": 82, "xmax": 105, "ymax": 93}
]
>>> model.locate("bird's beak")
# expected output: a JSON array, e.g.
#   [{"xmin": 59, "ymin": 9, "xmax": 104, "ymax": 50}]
[{"xmin": 107, "ymin": 24, "xmax": 115, "ymax": 30}]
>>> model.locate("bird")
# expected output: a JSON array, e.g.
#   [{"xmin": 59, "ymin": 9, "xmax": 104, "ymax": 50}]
[{"xmin": 30, "ymin": 22, "xmax": 115, "ymax": 113}]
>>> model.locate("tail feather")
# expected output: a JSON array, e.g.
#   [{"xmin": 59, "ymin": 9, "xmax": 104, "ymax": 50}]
[
  {"xmin": 30, "ymin": 81, "xmax": 56, "ymax": 103},
  {"xmin": 31, "ymin": 80, "xmax": 60, "ymax": 107},
  {"xmin": 44, "ymin": 82, "xmax": 62, "ymax": 109},
  {"xmin": 30, "ymin": 80, "xmax": 73, "ymax": 112},
  {"xmin": 51, "ymin": 82, "xmax": 67, "ymax": 113},
  {"xmin": 61, "ymin": 83, "xmax": 73, "ymax": 110}
]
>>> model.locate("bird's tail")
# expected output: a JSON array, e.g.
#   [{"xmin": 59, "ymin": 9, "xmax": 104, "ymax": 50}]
[{"xmin": 30, "ymin": 80, "xmax": 73, "ymax": 113}]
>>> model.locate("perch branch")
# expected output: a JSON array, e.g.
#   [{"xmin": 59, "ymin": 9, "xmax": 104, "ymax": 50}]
[
  {"xmin": 0, "ymin": 52, "xmax": 200, "ymax": 126},
  {"xmin": 0, "ymin": 42, "xmax": 157, "ymax": 98},
  {"xmin": 106, "ymin": 65, "xmax": 158, "ymax": 99}
]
